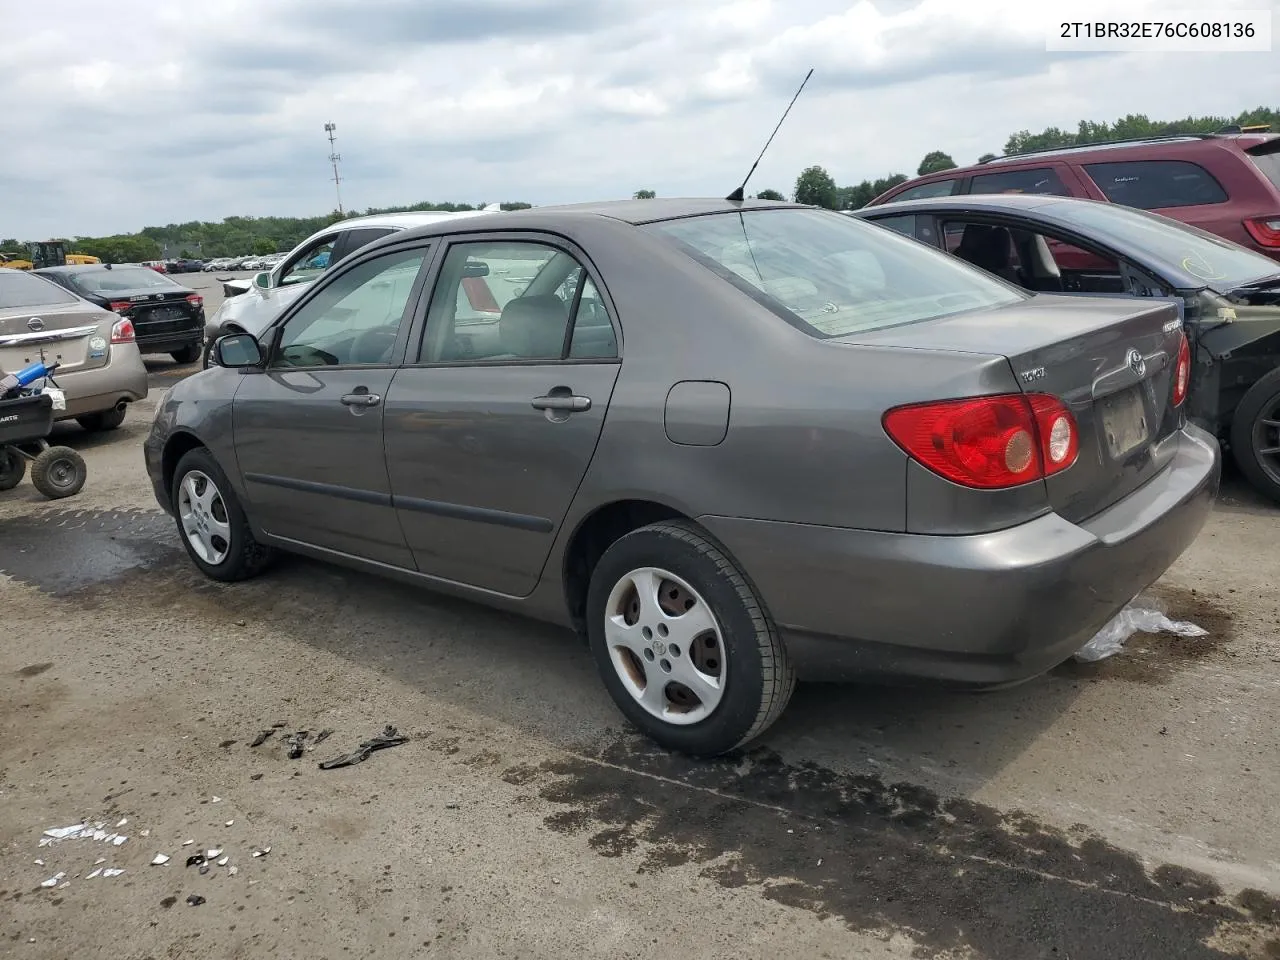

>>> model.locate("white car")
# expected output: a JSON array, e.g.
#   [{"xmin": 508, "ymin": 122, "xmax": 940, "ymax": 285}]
[{"xmin": 203, "ymin": 208, "xmax": 501, "ymax": 364}]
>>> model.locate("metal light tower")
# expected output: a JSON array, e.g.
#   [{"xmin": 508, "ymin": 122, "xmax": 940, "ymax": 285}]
[{"xmin": 324, "ymin": 122, "xmax": 344, "ymax": 215}]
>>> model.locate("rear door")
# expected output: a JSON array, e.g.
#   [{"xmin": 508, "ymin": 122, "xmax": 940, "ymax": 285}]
[
  {"xmin": 383, "ymin": 234, "xmax": 621, "ymax": 597},
  {"xmin": 0, "ymin": 271, "xmax": 112, "ymax": 377}
]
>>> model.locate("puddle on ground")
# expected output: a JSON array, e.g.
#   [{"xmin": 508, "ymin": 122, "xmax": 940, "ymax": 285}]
[
  {"xmin": 500, "ymin": 734, "xmax": 1280, "ymax": 960},
  {"xmin": 1055, "ymin": 584, "xmax": 1237, "ymax": 685},
  {"xmin": 0, "ymin": 508, "xmax": 179, "ymax": 596}
]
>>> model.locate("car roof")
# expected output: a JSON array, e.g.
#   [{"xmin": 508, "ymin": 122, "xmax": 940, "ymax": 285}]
[
  {"xmin": 36, "ymin": 263, "xmax": 157, "ymax": 274},
  {"xmin": 386, "ymin": 197, "xmax": 803, "ymax": 241}
]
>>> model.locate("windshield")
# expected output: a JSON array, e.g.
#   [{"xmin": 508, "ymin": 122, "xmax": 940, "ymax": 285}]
[
  {"xmin": 647, "ymin": 208, "xmax": 1025, "ymax": 337},
  {"xmin": 0, "ymin": 270, "xmax": 79, "ymax": 308},
  {"xmin": 1043, "ymin": 199, "xmax": 1280, "ymax": 290},
  {"xmin": 66, "ymin": 267, "xmax": 179, "ymax": 295}
]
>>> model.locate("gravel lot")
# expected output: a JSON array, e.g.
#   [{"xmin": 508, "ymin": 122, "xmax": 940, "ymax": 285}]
[{"xmin": 2, "ymin": 286, "xmax": 1279, "ymax": 958}]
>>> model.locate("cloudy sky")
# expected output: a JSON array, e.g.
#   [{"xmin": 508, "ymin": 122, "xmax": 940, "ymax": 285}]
[{"xmin": 4, "ymin": 0, "xmax": 1278, "ymax": 238}]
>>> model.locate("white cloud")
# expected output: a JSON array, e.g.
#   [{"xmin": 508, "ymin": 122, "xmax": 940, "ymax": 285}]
[{"xmin": 2, "ymin": 0, "xmax": 1277, "ymax": 238}]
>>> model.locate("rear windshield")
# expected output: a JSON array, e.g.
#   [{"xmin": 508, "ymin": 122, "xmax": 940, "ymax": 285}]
[
  {"xmin": 1043, "ymin": 199, "xmax": 1280, "ymax": 290},
  {"xmin": 1249, "ymin": 150, "xmax": 1280, "ymax": 190},
  {"xmin": 646, "ymin": 208, "xmax": 1025, "ymax": 337},
  {"xmin": 67, "ymin": 267, "xmax": 178, "ymax": 295},
  {"xmin": 0, "ymin": 270, "xmax": 79, "ymax": 308}
]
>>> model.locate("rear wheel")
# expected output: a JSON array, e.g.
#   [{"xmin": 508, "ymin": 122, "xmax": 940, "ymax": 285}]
[
  {"xmin": 31, "ymin": 446, "xmax": 86, "ymax": 499},
  {"xmin": 0, "ymin": 447, "xmax": 25, "ymax": 491},
  {"xmin": 586, "ymin": 520, "xmax": 795, "ymax": 757},
  {"xmin": 1230, "ymin": 367, "xmax": 1280, "ymax": 504},
  {"xmin": 172, "ymin": 447, "xmax": 274, "ymax": 581},
  {"xmin": 77, "ymin": 406, "xmax": 127, "ymax": 432},
  {"xmin": 171, "ymin": 343, "xmax": 201, "ymax": 365}
]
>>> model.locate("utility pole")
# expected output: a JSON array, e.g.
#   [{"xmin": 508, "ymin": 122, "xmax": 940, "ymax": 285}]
[{"xmin": 324, "ymin": 122, "xmax": 344, "ymax": 215}]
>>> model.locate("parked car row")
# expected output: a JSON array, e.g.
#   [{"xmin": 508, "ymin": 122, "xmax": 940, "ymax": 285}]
[{"xmin": 151, "ymin": 196, "xmax": 1221, "ymax": 757}]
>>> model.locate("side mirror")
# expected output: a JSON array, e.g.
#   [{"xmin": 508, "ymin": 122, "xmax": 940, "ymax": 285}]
[
  {"xmin": 214, "ymin": 332, "xmax": 264, "ymax": 369},
  {"xmin": 462, "ymin": 261, "xmax": 490, "ymax": 277},
  {"xmin": 254, "ymin": 270, "xmax": 272, "ymax": 291}
]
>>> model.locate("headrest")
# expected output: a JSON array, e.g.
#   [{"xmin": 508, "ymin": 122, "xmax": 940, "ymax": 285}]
[{"xmin": 499, "ymin": 294, "xmax": 569, "ymax": 359}]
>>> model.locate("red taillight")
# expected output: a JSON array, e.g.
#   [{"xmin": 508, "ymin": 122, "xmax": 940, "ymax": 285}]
[
  {"xmin": 883, "ymin": 393, "xmax": 1079, "ymax": 489},
  {"xmin": 110, "ymin": 318, "xmax": 135, "ymax": 344},
  {"xmin": 186, "ymin": 293, "xmax": 203, "ymax": 308},
  {"xmin": 1243, "ymin": 217, "xmax": 1280, "ymax": 248},
  {"xmin": 1173, "ymin": 332, "xmax": 1191, "ymax": 407},
  {"xmin": 108, "ymin": 301, "xmax": 132, "ymax": 315}
]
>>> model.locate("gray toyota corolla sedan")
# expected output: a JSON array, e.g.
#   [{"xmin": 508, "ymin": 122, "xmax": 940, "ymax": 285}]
[{"xmin": 144, "ymin": 198, "xmax": 1221, "ymax": 756}]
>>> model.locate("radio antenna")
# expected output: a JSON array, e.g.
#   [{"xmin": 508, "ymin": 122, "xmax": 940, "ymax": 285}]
[{"xmin": 726, "ymin": 68, "xmax": 814, "ymax": 202}]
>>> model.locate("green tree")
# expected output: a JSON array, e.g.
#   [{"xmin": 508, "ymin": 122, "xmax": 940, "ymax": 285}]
[
  {"xmin": 794, "ymin": 165, "xmax": 838, "ymax": 209},
  {"xmin": 1002, "ymin": 106, "xmax": 1280, "ymax": 156},
  {"xmin": 977, "ymin": 152, "xmax": 998, "ymax": 163},
  {"xmin": 500, "ymin": 202, "xmax": 533, "ymax": 210},
  {"xmin": 837, "ymin": 174, "xmax": 909, "ymax": 210},
  {"xmin": 633, "ymin": 189, "xmax": 656, "ymax": 199},
  {"xmin": 252, "ymin": 239, "xmax": 276, "ymax": 255},
  {"xmin": 754, "ymin": 189, "xmax": 786, "ymax": 201},
  {"xmin": 917, "ymin": 151, "xmax": 956, "ymax": 176}
]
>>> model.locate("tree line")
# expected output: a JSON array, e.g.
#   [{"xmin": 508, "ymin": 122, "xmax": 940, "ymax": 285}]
[{"xmin": 5, "ymin": 107, "xmax": 1275, "ymax": 261}]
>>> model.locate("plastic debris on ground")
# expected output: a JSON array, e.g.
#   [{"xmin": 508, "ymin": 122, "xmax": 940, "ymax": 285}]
[
  {"xmin": 1074, "ymin": 600, "xmax": 1209, "ymax": 662},
  {"xmin": 86, "ymin": 868, "xmax": 102, "ymax": 879},
  {"xmin": 318, "ymin": 725, "xmax": 409, "ymax": 770},
  {"xmin": 40, "ymin": 873, "xmax": 65, "ymax": 888},
  {"xmin": 102, "ymin": 868, "xmax": 124, "ymax": 878},
  {"xmin": 251, "ymin": 846, "xmax": 270, "ymax": 858},
  {"xmin": 151, "ymin": 854, "xmax": 170, "ymax": 866}
]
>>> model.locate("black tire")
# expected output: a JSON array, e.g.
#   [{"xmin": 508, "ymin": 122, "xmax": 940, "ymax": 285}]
[
  {"xmin": 1230, "ymin": 367, "xmax": 1280, "ymax": 505},
  {"xmin": 171, "ymin": 343, "xmax": 201, "ymax": 364},
  {"xmin": 0, "ymin": 447, "xmax": 25, "ymax": 491},
  {"xmin": 30, "ymin": 446, "xmax": 86, "ymax": 499},
  {"xmin": 76, "ymin": 405, "xmax": 127, "ymax": 432},
  {"xmin": 171, "ymin": 447, "xmax": 274, "ymax": 581},
  {"xmin": 585, "ymin": 520, "xmax": 795, "ymax": 757}
]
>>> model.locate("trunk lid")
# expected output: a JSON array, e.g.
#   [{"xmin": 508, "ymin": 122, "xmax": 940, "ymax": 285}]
[
  {"xmin": 0, "ymin": 301, "xmax": 113, "ymax": 376},
  {"xmin": 840, "ymin": 294, "xmax": 1186, "ymax": 522}
]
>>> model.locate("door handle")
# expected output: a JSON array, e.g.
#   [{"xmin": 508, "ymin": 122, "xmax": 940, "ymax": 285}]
[
  {"xmin": 340, "ymin": 392, "xmax": 382, "ymax": 407},
  {"xmin": 531, "ymin": 394, "xmax": 591, "ymax": 412}
]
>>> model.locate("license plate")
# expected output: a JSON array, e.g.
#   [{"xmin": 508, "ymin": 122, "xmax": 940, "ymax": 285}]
[
  {"xmin": 148, "ymin": 306, "xmax": 183, "ymax": 321},
  {"xmin": 1100, "ymin": 387, "xmax": 1149, "ymax": 459}
]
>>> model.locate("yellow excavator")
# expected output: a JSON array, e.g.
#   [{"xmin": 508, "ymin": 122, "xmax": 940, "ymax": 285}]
[{"xmin": 0, "ymin": 241, "xmax": 100, "ymax": 270}]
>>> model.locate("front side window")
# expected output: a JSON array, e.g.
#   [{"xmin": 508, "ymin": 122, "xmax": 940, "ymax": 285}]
[
  {"xmin": 969, "ymin": 167, "xmax": 1070, "ymax": 197},
  {"xmin": 278, "ymin": 236, "xmax": 339, "ymax": 287},
  {"xmin": 274, "ymin": 248, "xmax": 427, "ymax": 368},
  {"xmin": 649, "ymin": 208, "xmax": 1024, "ymax": 338},
  {"xmin": 420, "ymin": 241, "xmax": 616, "ymax": 362},
  {"xmin": 1083, "ymin": 160, "xmax": 1229, "ymax": 209}
]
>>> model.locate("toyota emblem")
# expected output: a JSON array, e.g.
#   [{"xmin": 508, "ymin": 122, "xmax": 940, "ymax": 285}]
[
  {"xmin": 1126, "ymin": 348, "xmax": 1146, "ymax": 377},
  {"xmin": 27, "ymin": 317, "xmax": 44, "ymax": 332}
]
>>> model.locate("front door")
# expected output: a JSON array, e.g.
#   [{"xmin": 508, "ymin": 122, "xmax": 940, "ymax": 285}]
[
  {"xmin": 232, "ymin": 245, "xmax": 432, "ymax": 567},
  {"xmin": 383, "ymin": 237, "xmax": 622, "ymax": 596}
]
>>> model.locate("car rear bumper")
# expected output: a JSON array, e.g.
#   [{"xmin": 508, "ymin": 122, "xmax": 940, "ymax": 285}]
[
  {"xmin": 52, "ymin": 347, "xmax": 149, "ymax": 420},
  {"xmin": 698, "ymin": 423, "xmax": 1221, "ymax": 686}
]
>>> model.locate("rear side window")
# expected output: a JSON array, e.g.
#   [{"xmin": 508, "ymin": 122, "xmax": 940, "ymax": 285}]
[
  {"xmin": 0, "ymin": 270, "xmax": 79, "ymax": 308},
  {"xmin": 1084, "ymin": 160, "xmax": 1228, "ymax": 209},
  {"xmin": 890, "ymin": 179, "xmax": 958, "ymax": 202},
  {"xmin": 969, "ymin": 167, "xmax": 1069, "ymax": 196},
  {"xmin": 1248, "ymin": 150, "xmax": 1280, "ymax": 190},
  {"xmin": 331, "ymin": 227, "xmax": 398, "ymax": 266}
]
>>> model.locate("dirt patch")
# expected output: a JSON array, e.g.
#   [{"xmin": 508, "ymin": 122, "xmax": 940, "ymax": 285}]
[
  {"xmin": 1055, "ymin": 584, "xmax": 1237, "ymax": 685},
  {"xmin": 15, "ymin": 663, "xmax": 53, "ymax": 678},
  {"xmin": 528, "ymin": 735, "xmax": 1280, "ymax": 960}
]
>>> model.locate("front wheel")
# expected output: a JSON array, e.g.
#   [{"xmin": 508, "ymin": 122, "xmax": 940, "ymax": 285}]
[
  {"xmin": 1230, "ymin": 367, "xmax": 1280, "ymax": 504},
  {"xmin": 31, "ymin": 446, "xmax": 86, "ymax": 499},
  {"xmin": 586, "ymin": 520, "xmax": 795, "ymax": 757},
  {"xmin": 172, "ymin": 447, "xmax": 274, "ymax": 581}
]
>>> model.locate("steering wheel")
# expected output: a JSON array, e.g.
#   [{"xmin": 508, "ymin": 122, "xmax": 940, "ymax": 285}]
[{"xmin": 349, "ymin": 325, "xmax": 399, "ymax": 365}]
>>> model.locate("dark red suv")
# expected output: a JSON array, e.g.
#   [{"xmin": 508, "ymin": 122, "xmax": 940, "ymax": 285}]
[{"xmin": 868, "ymin": 131, "xmax": 1280, "ymax": 261}]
